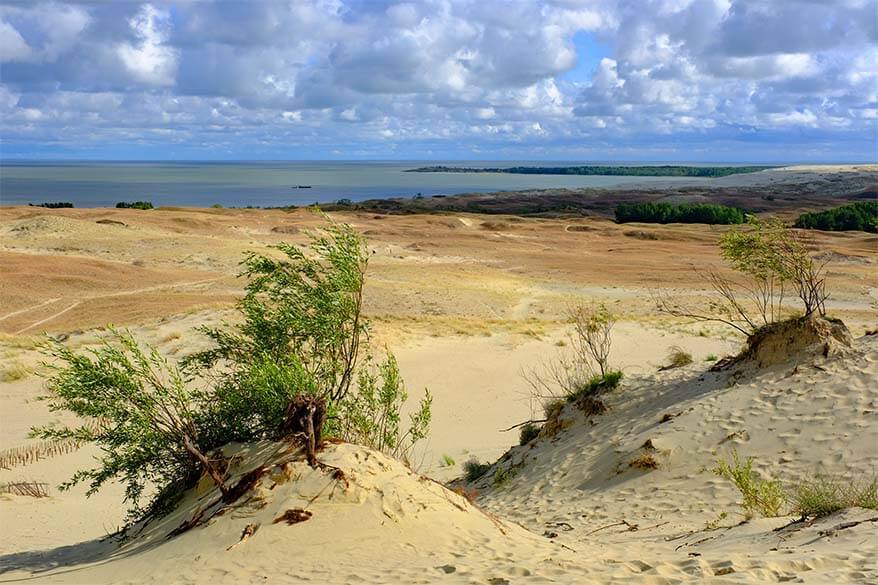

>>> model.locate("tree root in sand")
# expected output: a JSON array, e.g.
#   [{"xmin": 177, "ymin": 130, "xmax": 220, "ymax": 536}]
[{"xmin": 273, "ymin": 508, "xmax": 313, "ymax": 525}]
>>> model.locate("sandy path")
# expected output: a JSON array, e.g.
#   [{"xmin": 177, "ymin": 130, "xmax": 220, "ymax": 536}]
[{"xmin": 11, "ymin": 278, "xmax": 226, "ymax": 335}]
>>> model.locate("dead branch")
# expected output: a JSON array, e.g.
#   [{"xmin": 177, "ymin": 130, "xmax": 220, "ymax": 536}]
[{"xmin": 499, "ymin": 419, "xmax": 547, "ymax": 432}]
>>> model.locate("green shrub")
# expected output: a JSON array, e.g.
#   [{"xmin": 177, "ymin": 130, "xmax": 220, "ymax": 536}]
[
  {"xmin": 36, "ymin": 220, "xmax": 431, "ymax": 525},
  {"xmin": 34, "ymin": 330, "xmax": 213, "ymax": 521},
  {"xmin": 794, "ymin": 202, "xmax": 878, "ymax": 233},
  {"xmin": 790, "ymin": 475, "xmax": 878, "ymax": 518},
  {"xmin": 713, "ymin": 451, "xmax": 785, "ymax": 518},
  {"xmin": 518, "ymin": 423, "xmax": 540, "ymax": 445},
  {"xmin": 615, "ymin": 202, "xmax": 745, "ymax": 225},
  {"xmin": 705, "ymin": 354, "xmax": 718, "ymax": 362},
  {"xmin": 116, "ymin": 201, "xmax": 154, "ymax": 210},
  {"xmin": 463, "ymin": 458, "xmax": 491, "ymax": 482},
  {"xmin": 336, "ymin": 354, "xmax": 432, "ymax": 462},
  {"xmin": 439, "ymin": 454, "xmax": 455, "ymax": 467}
]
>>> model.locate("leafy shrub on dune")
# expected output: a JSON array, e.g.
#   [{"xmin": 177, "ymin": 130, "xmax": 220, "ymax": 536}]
[
  {"xmin": 656, "ymin": 217, "xmax": 830, "ymax": 336},
  {"xmin": 35, "ymin": 220, "xmax": 431, "ymax": 525}
]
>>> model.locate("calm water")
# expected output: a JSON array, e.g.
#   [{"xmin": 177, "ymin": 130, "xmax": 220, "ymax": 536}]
[{"xmin": 0, "ymin": 160, "xmax": 711, "ymax": 208}]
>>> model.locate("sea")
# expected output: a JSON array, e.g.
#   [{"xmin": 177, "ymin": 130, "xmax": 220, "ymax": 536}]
[{"xmin": 0, "ymin": 160, "xmax": 717, "ymax": 208}]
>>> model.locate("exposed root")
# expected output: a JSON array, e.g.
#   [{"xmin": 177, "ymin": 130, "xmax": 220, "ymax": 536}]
[{"xmin": 273, "ymin": 509, "xmax": 313, "ymax": 525}]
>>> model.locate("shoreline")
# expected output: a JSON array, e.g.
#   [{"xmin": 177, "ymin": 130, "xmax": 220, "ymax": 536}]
[{"xmin": 2, "ymin": 164, "xmax": 875, "ymax": 212}]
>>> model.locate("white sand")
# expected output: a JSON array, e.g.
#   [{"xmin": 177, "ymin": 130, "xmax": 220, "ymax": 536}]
[{"xmin": 2, "ymin": 328, "xmax": 876, "ymax": 583}]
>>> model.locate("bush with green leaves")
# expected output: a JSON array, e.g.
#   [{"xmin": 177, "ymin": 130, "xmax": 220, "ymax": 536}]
[
  {"xmin": 713, "ymin": 450, "xmax": 785, "ymax": 518},
  {"xmin": 336, "ymin": 353, "xmax": 432, "ymax": 462},
  {"xmin": 34, "ymin": 330, "xmax": 216, "ymax": 521},
  {"xmin": 35, "ymin": 220, "xmax": 431, "ymax": 523},
  {"xmin": 657, "ymin": 217, "xmax": 829, "ymax": 335}
]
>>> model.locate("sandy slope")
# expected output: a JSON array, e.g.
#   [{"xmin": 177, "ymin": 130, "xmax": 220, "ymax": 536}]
[{"xmin": 2, "ymin": 335, "xmax": 875, "ymax": 584}]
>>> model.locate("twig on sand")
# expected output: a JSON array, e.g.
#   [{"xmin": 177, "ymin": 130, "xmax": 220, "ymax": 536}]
[
  {"xmin": 226, "ymin": 523, "xmax": 258, "ymax": 551},
  {"xmin": 499, "ymin": 419, "xmax": 547, "ymax": 433},
  {"xmin": 817, "ymin": 516, "xmax": 878, "ymax": 538},
  {"xmin": 585, "ymin": 519, "xmax": 639, "ymax": 536}
]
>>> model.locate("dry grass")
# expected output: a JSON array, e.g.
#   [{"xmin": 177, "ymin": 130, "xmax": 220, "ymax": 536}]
[
  {"xmin": 629, "ymin": 453, "xmax": 660, "ymax": 470},
  {"xmin": 1, "ymin": 362, "xmax": 30, "ymax": 382},
  {"xmin": 660, "ymin": 346, "xmax": 694, "ymax": 370}
]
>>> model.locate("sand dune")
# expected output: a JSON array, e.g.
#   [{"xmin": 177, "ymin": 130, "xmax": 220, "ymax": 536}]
[{"xmin": 1, "ymin": 199, "xmax": 876, "ymax": 584}]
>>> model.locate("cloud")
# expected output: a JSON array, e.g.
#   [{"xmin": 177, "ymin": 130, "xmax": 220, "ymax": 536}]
[
  {"xmin": 117, "ymin": 4, "xmax": 177, "ymax": 86},
  {"xmin": 0, "ymin": 0, "xmax": 874, "ymax": 161}
]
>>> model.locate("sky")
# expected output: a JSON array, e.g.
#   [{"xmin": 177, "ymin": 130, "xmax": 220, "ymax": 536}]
[{"xmin": 0, "ymin": 0, "xmax": 876, "ymax": 162}]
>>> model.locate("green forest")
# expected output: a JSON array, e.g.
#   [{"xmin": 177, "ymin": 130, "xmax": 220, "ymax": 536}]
[
  {"xmin": 794, "ymin": 202, "xmax": 877, "ymax": 232},
  {"xmin": 615, "ymin": 202, "xmax": 746, "ymax": 224}
]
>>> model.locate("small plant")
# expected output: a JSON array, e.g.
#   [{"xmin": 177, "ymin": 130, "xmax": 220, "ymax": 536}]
[
  {"xmin": 493, "ymin": 465, "xmax": 517, "ymax": 487},
  {"xmin": 523, "ymin": 301, "xmax": 617, "ymax": 423},
  {"xmin": 463, "ymin": 458, "xmax": 491, "ymax": 482},
  {"xmin": 713, "ymin": 451, "xmax": 785, "ymax": 518},
  {"xmin": 790, "ymin": 475, "xmax": 878, "ymax": 518},
  {"xmin": 705, "ymin": 511, "xmax": 729, "ymax": 529},
  {"xmin": 518, "ymin": 422, "xmax": 540, "ymax": 445},
  {"xmin": 439, "ymin": 454, "xmax": 456, "ymax": 468},
  {"xmin": 705, "ymin": 354, "xmax": 718, "ymax": 362},
  {"xmin": 661, "ymin": 346, "xmax": 692, "ymax": 370},
  {"xmin": 629, "ymin": 453, "xmax": 659, "ymax": 470},
  {"xmin": 567, "ymin": 371, "xmax": 623, "ymax": 404},
  {"xmin": 211, "ymin": 203, "xmax": 224, "ymax": 209},
  {"xmin": 1, "ymin": 362, "xmax": 30, "ymax": 382}
]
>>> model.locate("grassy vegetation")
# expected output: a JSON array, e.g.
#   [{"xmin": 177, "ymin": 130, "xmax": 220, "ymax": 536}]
[
  {"xmin": 567, "ymin": 371, "xmax": 623, "ymax": 404},
  {"xmin": 794, "ymin": 201, "xmax": 878, "ymax": 233},
  {"xmin": 661, "ymin": 346, "xmax": 693, "ymax": 370},
  {"xmin": 1, "ymin": 362, "xmax": 30, "ymax": 382},
  {"xmin": 463, "ymin": 458, "xmax": 491, "ymax": 482},
  {"xmin": 439, "ymin": 454, "xmax": 456, "ymax": 467},
  {"xmin": 615, "ymin": 202, "xmax": 745, "ymax": 224},
  {"xmin": 492, "ymin": 465, "xmax": 518, "ymax": 487},
  {"xmin": 790, "ymin": 475, "xmax": 878, "ymax": 518},
  {"xmin": 518, "ymin": 423, "xmax": 540, "ymax": 445}
]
